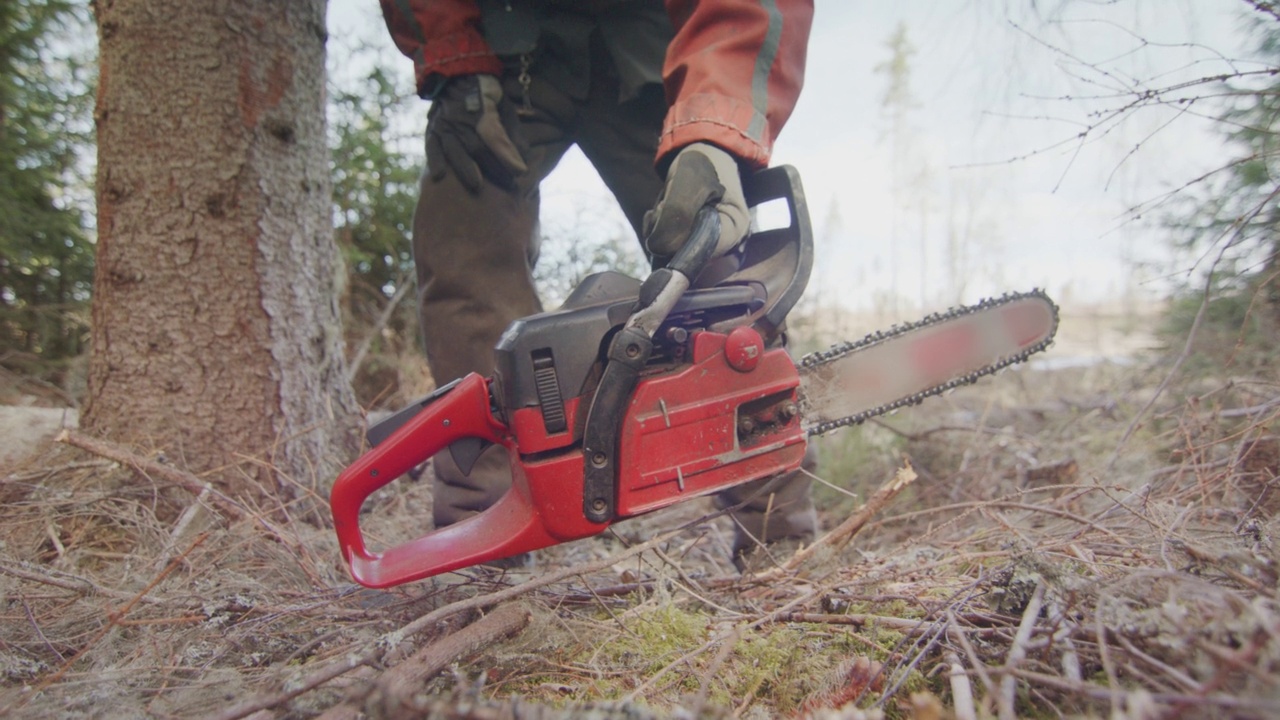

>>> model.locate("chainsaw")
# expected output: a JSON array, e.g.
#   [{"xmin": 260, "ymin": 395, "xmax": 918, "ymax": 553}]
[{"xmin": 330, "ymin": 166, "xmax": 1058, "ymax": 588}]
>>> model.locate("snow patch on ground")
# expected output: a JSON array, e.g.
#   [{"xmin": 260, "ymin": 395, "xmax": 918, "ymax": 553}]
[{"xmin": 1, "ymin": 405, "xmax": 79, "ymax": 471}]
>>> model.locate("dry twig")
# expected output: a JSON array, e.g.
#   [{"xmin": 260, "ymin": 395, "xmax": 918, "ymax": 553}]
[
  {"xmin": 4, "ymin": 533, "xmax": 209, "ymax": 714},
  {"xmin": 210, "ymin": 526, "xmax": 687, "ymax": 720},
  {"xmin": 56, "ymin": 429, "xmax": 247, "ymax": 521},
  {"xmin": 319, "ymin": 602, "xmax": 531, "ymax": 719},
  {"xmin": 946, "ymin": 651, "xmax": 977, "ymax": 720},
  {"xmin": 758, "ymin": 461, "xmax": 917, "ymax": 578},
  {"xmin": 998, "ymin": 580, "xmax": 1045, "ymax": 720}
]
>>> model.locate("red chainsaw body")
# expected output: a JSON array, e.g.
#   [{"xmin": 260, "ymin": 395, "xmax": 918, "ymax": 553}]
[
  {"xmin": 329, "ymin": 327, "xmax": 805, "ymax": 588},
  {"xmin": 331, "ymin": 165, "xmax": 815, "ymax": 587},
  {"xmin": 615, "ymin": 330, "xmax": 805, "ymax": 517}
]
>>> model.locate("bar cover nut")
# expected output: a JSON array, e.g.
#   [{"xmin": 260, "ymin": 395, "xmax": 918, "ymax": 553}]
[{"xmin": 724, "ymin": 326, "xmax": 764, "ymax": 373}]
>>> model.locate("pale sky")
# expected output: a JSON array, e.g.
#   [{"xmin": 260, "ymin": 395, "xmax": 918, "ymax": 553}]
[{"xmin": 327, "ymin": 1, "xmax": 1264, "ymax": 316}]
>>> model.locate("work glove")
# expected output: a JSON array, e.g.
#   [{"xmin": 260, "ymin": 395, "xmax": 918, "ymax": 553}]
[
  {"xmin": 643, "ymin": 142, "xmax": 750, "ymax": 264},
  {"xmin": 427, "ymin": 74, "xmax": 528, "ymax": 193}
]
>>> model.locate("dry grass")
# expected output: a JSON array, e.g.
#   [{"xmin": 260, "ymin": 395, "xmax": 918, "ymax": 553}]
[{"xmin": 2, "ymin": 352, "xmax": 1278, "ymax": 719}]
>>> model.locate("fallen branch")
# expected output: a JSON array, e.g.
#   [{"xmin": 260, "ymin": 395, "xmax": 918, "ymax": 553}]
[
  {"xmin": 56, "ymin": 429, "xmax": 247, "ymax": 522},
  {"xmin": 380, "ymin": 602, "xmax": 529, "ymax": 699},
  {"xmin": 0, "ymin": 560, "xmax": 204, "ymax": 609},
  {"xmin": 947, "ymin": 652, "xmax": 977, "ymax": 720},
  {"xmin": 998, "ymin": 580, "xmax": 1045, "ymax": 720},
  {"xmin": 209, "ymin": 525, "xmax": 687, "ymax": 720},
  {"xmin": 1218, "ymin": 395, "xmax": 1280, "ymax": 419},
  {"xmin": 318, "ymin": 603, "xmax": 531, "ymax": 720},
  {"xmin": 4, "ymin": 460, "xmax": 113, "ymax": 482},
  {"xmin": 762, "ymin": 461, "xmax": 916, "ymax": 577}
]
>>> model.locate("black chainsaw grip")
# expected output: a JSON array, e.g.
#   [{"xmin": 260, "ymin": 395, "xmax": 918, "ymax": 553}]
[
  {"xmin": 366, "ymin": 378, "xmax": 462, "ymax": 447},
  {"xmin": 581, "ymin": 325, "xmax": 652, "ymax": 523},
  {"xmin": 581, "ymin": 208, "xmax": 715, "ymax": 522},
  {"xmin": 666, "ymin": 205, "xmax": 720, "ymax": 281}
]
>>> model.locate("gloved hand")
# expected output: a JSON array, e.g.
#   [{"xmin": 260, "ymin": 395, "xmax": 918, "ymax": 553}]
[
  {"xmin": 427, "ymin": 74, "xmax": 528, "ymax": 193},
  {"xmin": 643, "ymin": 142, "xmax": 750, "ymax": 263}
]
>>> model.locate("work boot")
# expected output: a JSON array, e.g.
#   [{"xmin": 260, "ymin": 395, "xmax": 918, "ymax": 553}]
[
  {"xmin": 431, "ymin": 444, "xmax": 510, "ymax": 527},
  {"xmin": 733, "ymin": 536, "xmax": 809, "ymax": 573},
  {"xmin": 716, "ymin": 444, "xmax": 819, "ymax": 572},
  {"xmin": 431, "ymin": 444, "xmax": 533, "ymax": 570}
]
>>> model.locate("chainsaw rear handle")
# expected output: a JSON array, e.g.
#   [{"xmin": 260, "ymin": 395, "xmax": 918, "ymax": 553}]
[{"xmin": 330, "ymin": 373, "xmax": 517, "ymax": 586}]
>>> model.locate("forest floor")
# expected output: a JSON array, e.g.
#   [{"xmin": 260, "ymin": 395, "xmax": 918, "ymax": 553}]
[{"xmin": 1, "ymin": 339, "xmax": 1278, "ymax": 719}]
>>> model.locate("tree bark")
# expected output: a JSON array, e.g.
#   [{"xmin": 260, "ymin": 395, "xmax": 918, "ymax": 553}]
[{"xmin": 87, "ymin": 0, "xmax": 359, "ymax": 502}]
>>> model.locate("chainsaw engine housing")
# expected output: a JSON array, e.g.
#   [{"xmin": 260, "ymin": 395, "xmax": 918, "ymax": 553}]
[{"xmin": 329, "ymin": 166, "xmax": 814, "ymax": 586}]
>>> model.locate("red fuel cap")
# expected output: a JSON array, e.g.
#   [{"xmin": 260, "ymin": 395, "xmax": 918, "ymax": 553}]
[{"xmin": 724, "ymin": 326, "xmax": 764, "ymax": 372}]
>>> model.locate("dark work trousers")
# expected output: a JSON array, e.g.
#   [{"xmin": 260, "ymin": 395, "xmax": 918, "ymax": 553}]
[{"xmin": 412, "ymin": 42, "xmax": 817, "ymax": 557}]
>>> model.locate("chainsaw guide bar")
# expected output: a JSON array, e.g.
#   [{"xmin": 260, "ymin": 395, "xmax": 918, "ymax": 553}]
[{"xmin": 797, "ymin": 289, "xmax": 1060, "ymax": 437}]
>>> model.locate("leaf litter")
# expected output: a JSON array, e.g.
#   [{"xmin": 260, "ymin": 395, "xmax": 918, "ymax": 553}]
[{"xmin": 1, "ymin": 358, "xmax": 1278, "ymax": 719}]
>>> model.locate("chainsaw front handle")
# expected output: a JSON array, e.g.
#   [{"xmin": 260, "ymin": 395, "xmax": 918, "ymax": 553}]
[
  {"xmin": 581, "ymin": 207, "xmax": 720, "ymax": 522},
  {"xmin": 628, "ymin": 206, "xmax": 720, "ymax": 339},
  {"xmin": 666, "ymin": 204, "xmax": 720, "ymax": 281}
]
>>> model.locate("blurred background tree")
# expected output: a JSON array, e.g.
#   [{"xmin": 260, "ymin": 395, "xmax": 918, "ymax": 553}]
[
  {"xmin": 0, "ymin": 0, "xmax": 94, "ymax": 399},
  {"xmin": 532, "ymin": 205, "xmax": 648, "ymax": 309},
  {"xmin": 1159, "ymin": 13, "xmax": 1279, "ymax": 374},
  {"xmin": 328, "ymin": 54, "xmax": 429, "ymax": 409}
]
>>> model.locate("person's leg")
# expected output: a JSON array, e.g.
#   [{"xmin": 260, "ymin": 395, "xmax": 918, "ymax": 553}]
[
  {"xmin": 714, "ymin": 444, "xmax": 819, "ymax": 570},
  {"xmin": 574, "ymin": 85, "xmax": 665, "ymax": 237},
  {"xmin": 414, "ymin": 70, "xmax": 576, "ymax": 528}
]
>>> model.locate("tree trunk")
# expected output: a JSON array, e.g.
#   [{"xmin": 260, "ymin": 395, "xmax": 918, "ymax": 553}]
[{"xmin": 87, "ymin": 0, "xmax": 360, "ymax": 503}]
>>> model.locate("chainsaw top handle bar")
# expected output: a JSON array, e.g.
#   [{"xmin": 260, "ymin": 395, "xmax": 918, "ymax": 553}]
[
  {"xmin": 666, "ymin": 204, "xmax": 720, "ymax": 280},
  {"xmin": 580, "ymin": 206, "xmax": 720, "ymax": 523}
]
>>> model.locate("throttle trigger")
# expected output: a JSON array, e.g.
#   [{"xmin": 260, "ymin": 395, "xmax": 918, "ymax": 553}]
[
  {"xmin": 449, "ymin": 437, "xmax": 490, "ymax": 476},
  {"xmin": 367, "ymin": 378, "xmax": 462, "ymax": 447}
]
